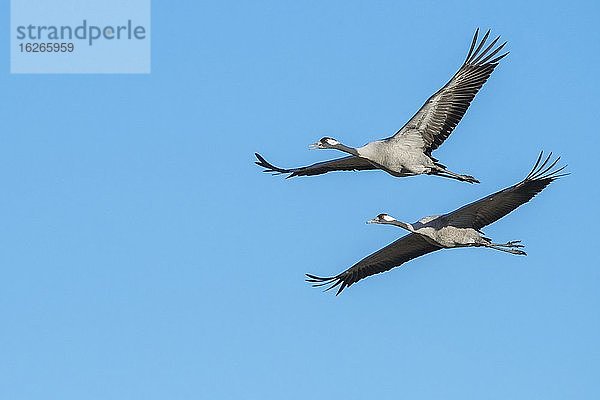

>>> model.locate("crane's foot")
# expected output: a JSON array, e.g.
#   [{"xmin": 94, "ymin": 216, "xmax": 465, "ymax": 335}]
[
  {"xmin": 504, "ymin": 240, "xmax": 524, "ymax": 248},
  {"xmin": 507, "ymin": 248, "xmax": 527, "ymax": 256},
  {"xmin": 461, "ymin": 174, "xmax": 480, "ymax": 184},
  {"xmin": 432, "ymin": 166, "xmax": 480, "ymax": 184}
]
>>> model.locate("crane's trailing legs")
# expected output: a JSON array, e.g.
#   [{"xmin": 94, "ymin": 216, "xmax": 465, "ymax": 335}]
[
  {"xmin": 480, "ymin": 239, "xmax": 526, "ymax": 255},
  {"xmin": 431, "ymin": 165, "xmax": 480, "ymax": 184}
]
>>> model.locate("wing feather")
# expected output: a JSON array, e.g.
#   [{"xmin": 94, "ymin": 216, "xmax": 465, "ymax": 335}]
[
  {"xmin": 442, "ymin": 152, "xmax": 568, "ymax": 230},
  {"xmin": 392, "ymin": 29, "xmax": 509, "ymax": 154},
  {"xmin": 254, "ymin": 153, "xmax": 376, "ymax": 178},
  {"xmin": 306, "ymin": 234, "xmax": 441, "ymax": 295}
]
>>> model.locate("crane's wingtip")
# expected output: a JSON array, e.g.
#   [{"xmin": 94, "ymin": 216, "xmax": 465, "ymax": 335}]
[
  {"xmin": 254, "ymin": 153, "xmax": 293, "ymax": 175},
  {"xmin": 525, "ymin": 151, "xmax": 569, "ymax": 181},
  {"xmin": 305, "ymin": 273, "xmax": 346, "ymax": 294},
  {"xmin": 466, "ymin": 29, "xmax": 510, "ymax": 66}
]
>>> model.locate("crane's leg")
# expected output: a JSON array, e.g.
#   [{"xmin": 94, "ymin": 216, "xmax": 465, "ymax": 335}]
[
  {"xmin": 500, "ymin": 240, "xmax": 525, "ymax": 248},
  {"xmin": 431, "ymin": 166, "xmax": 480, "ymax": 184},
  {"xmin": 482, "ymin": 241, "xmax": 527, "ymax": 255}
]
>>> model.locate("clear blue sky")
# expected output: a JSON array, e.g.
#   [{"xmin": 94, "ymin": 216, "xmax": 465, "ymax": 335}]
[{"xmin": 1, "ymin": 1, "xmax": 599, "ymax": 399}]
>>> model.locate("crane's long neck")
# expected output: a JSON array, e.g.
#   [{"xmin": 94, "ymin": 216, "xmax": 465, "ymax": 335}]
[
  {"xmin": 390, "ymin": 221, "xmax": 415, "ymax": 232},
  {"xmin": 333, "ymin": 143, "xmax": 360, "ymax": 157}
]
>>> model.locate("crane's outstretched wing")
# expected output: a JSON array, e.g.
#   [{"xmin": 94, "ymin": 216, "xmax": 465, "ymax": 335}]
[
  {"xmin": 442, "ymin": 152, "xmax": 567, "ymax": 230},
  {"xmin": 393, "ymin": 29, "xmax": 508, "ymax": 154},
  {"xmin": 306, "ymin": 234, "xmax": 441, "ymax": 295},
  {"xmin": 255, "ymin": 152, "xmax": 376, "ymax": 178}
]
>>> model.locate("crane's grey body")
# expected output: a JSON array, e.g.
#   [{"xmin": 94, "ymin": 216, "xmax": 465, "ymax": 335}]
[
  {"xmin": 356, "ymin": 137, "xmax": 439, "ymax": 176},
  {"xmin": 385, "ymin": 216, "xmax": 523, "ymax": 254},
  {"xmin": 256, "ymin": 29, "xmax": 508, "ymax": 183},
  {"xmin": 307, "ymin": 152, "xmax": 568, "ymax": 295},
  {"xmin": 410, "ymin": 220, "xmax": 484, "ymax": 248}
]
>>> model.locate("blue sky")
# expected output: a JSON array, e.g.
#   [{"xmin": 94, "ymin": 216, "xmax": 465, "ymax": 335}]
[{"xmin": 1, "ymin": 0, "xmax": 599, "ymax": 399}]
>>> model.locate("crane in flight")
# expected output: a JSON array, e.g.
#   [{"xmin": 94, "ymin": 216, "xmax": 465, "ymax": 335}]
[
  {"xmin": 306, "ymin": 152, "xmax": 568, "ymax": 295},
  {"xmin": 256, "ymin": 29, "xmax": 508, "ymax": 183}
]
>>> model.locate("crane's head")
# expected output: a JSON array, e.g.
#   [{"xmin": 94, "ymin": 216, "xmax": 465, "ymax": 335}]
[
  {"xmin": 367, "ymin": 213, "xmax": 397, "ymax": 225},
  {"xmin": 309, "ymin": 136, "xmax": 340, "ymax": 150}
]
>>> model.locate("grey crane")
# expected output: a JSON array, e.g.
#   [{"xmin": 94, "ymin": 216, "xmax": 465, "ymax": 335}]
[
  {"xmin": 256, "ymin": 29, "xmax": 508, "ymax": 183},
  {"xmin": 306, "ymin": 152, "xmax": 567, "ymax": 295}
]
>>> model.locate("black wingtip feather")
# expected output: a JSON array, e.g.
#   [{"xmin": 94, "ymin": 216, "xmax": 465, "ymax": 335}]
[
  {"xmin": 471, "ymin": 35, "xmax": 500, "ymax": 64},
  {"xmin": 306, "ymin": 273, "xmax": 348, "ymax": 295},
  {"xmin": 465, "ymin": 28, "xmax": 480, "ymax": 62},
  {"xmin": 488, "ymin": 51, "xmax": 509, "ymax": 65},
  {"xmin": 254, "ymin": 152, "xmax": 293, "ymax": 176},
  {"xmin": 524, "ymin": 151, "xmax": 568, "ymax": 182},
  {"xmin": 465, "ymin": 29, "xmax": 508, "ymax": 67},
  {"xmin": 478, "ymin": 41, "xmax": 508, "ymax": 64},
  {"xmin": 469, "ymin": 29, "xmax": 491, "ymax": 63}
]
